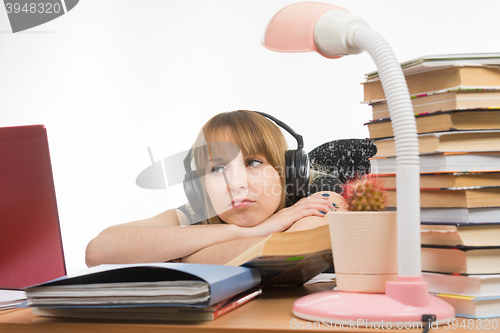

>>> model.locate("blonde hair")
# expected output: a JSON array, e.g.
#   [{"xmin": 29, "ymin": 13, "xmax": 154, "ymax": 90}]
[{"xmin": 192, "ymin": 110, "xmax": 288, "ymax": 224}]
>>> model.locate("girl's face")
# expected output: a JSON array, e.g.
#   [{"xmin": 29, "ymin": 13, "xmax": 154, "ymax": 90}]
[{"xmin": 204, "ymin": 147, "xmax": 282, "ymax": 227}]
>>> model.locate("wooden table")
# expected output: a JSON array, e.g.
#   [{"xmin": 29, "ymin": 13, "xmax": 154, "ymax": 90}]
[{"xmin": 0, "ymin": 283, "xmax": 493, "ymax": 332}]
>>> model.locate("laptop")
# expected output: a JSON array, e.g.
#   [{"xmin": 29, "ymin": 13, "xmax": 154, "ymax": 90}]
[{"xmin": 0, "ymin": 125, "xmax": 66, "ymax": 289}]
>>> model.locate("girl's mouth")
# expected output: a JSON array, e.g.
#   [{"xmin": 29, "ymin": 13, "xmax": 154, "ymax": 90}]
[{"xmin": 231, "ymin": 198, "xmax": 255, "ymax": 209}]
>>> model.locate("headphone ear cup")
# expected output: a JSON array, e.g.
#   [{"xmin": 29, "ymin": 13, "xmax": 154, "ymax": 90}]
[
  {"xmin": 296, "ymin": 150, "xmax": 310, "ymax": 200},
  {"xmin": 183, "ymin": 171, "xmax": 208, "ymax": 221},
  {"xmin": 285, "ymin": 149, "xmax": 310, "ymax": 207},
  {"xmin": 284, "ymin": 150, "xmax": 295, "ymax": 206}
]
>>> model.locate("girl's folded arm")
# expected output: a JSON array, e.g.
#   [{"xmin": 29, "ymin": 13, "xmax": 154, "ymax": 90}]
[
  {"xmin": 181, "ymin": 237, "xmax": 266, "ymax": 265},
  {"xmin": 84, "ymin": 209, "xmax": 252, "ymax": 267}
]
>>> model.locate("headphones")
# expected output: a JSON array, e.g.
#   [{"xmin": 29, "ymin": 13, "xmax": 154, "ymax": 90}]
[{"xmin": 183, "ymin": 111, "xmax": 310, "ymax": 220}]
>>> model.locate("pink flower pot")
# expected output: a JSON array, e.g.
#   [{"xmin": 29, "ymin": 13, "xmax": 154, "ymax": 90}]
[{"xmin": 329, "ymin": 211, "xmax": 398, "ymax": 293}]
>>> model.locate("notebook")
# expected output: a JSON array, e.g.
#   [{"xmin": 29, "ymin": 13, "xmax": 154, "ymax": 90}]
[{"xmin": 0, "ymin": 125, "xmax": 66, "ymax": 289}]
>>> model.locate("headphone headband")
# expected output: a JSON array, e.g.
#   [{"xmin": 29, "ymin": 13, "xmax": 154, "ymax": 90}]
[{"xmin": 253, "ymin": 111, "xmax": 304, "ymax": 149}]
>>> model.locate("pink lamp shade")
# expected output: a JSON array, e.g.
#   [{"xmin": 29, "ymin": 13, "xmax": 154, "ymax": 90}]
[{"xmin": 262, "ymin": 2, "xmax": 343, "ymax": 59}]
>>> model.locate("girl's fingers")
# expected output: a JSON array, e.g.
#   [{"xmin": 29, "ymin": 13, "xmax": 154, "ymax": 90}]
[
  {"xmin": 308, "ymin": 192, "xmax": 342, "ymax": 211},
  {"xmin": 288, "ymin": 192, "xmax": 338, "ymax": 212},
  {"xmin": 294, "ymin": 197, "xmax": 335, "ymax": 212},
  {"xmin": 290, "ymin": 203, "xmax": 331, "ymax": 219},
  {"xmin": 294, "ymin": 194, "xmax": 330, "ymax": 207}
]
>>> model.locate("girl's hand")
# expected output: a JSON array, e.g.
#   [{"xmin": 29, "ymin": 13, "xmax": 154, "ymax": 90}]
[
  {"xmin": 285, "ymin": 191, "xmax": 348, "ymax": 232},
  {"xmin": 248, "ymin": 191, "xmax": 345, "ymax": 237}
]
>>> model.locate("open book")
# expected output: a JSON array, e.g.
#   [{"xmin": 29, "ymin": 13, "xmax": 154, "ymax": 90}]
[{"xmin": 225, "ymin": 224, "xmax": 333, "ymax": 286}]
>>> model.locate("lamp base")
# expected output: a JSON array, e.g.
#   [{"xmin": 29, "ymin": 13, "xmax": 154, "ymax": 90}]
[{"xmin": 293, "ymin": 277, "xmax": 455, "ymax": 328}]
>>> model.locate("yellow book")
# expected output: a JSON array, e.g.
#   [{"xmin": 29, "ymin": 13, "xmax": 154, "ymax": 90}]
[
  {"xmin": 366, "ymin": 110, "xmax": 500, "ymax": 139},
  {"xmin": 387, "ymin": 187, "xmax": 500, "ymax": 208},
  {"xmin": 422, "ymin": 245, "xmax": 500, "ymax": 275},
  {"xmin": 371, "ymin": 89, "xmax": 500, "ymax": 120},
  {"xmin": 373, "ymin": 130, "xmax": 500, "ymax": 157},
  {"xmin": 363, "ymin": 66, "xmax": 500, "ymax": 102},
  {"xmin": 421, "ymin": 224, "xmax": 500, "ymax": 247}
]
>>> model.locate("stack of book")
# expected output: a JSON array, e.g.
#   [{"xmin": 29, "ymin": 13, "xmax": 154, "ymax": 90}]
[
  {"xmin": 364, "ymin": 53, "xmax": 500, "ymax": 319},
  {"xmin": 24, "ymin": 263, "xmax": 262, "ymax": 321}
]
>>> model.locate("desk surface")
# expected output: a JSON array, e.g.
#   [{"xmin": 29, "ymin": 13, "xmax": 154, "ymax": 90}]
[{"xmin": 0, "ymin": 283, "xmax": 490, "ymax": 333}]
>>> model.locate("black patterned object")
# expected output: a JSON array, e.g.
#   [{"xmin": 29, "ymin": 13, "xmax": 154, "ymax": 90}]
[
  {"xmin": 309, "ymin": 173, "xmax": 344, "ymax": 195},
  {"xmin": 308, "ymin": 139, "xmax": 377, "ymax": 183}
]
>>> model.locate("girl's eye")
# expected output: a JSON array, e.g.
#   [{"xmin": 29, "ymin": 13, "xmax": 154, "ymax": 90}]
[
  {"xmin": 247, "ymin": 159, "xmax": 262, "ymax": 167},
  {"xmin": 211, "ymin": 165, "xmax": 225, "ymax": 174}
]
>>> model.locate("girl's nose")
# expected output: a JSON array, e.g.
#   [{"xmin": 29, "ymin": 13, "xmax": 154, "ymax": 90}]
[{"xmin": 224, "ymin": 165, "xmax": 248, "ymax": 192}]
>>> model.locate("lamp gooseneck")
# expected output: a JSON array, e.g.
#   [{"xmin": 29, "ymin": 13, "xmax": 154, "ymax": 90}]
[
  {"xmin": 314, "ymin": 8, "xmax": 422, "ymax": 277},
  {"xmin": 351, "ymin": 26, "xmax": 421, "ymax": 277}
]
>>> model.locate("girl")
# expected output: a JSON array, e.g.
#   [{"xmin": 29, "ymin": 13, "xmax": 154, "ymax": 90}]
[{"xmin": 85, "ymin": 110, "xmax": 347, "ymax": 267}]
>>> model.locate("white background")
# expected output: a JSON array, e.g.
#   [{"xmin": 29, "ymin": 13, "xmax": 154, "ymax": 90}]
[{"xmin": 1, "ymin": 0, "xmax": 499, "ymax": 270}]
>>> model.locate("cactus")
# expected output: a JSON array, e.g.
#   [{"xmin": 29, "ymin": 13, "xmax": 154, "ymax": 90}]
[{"xmin": 343, "ymin": 175, "xmax": 387, "ymax": 211}]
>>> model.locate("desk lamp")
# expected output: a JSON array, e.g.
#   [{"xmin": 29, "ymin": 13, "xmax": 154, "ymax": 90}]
[{"xmin": 262, "ymin": 2, "xmax": 455, "ymax": 326}]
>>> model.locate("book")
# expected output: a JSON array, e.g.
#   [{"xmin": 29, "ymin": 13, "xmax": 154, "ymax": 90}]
[
  {"xmin": 31, "ymin": 288, "xmax": 262, "ymax": 321},
  {"xmin": 0, "ymin": 290, "xmax": 26, "ymax": 310},
  {"xmin": 0, "ymin": 125, "xmax": 66, "ymax": 290},
  {"xmin": 366, "ymin": 110, "xmax": 500, "ymax": 139},
  {"xmin": 364, "ymin": 53, "xmax": 500, "ymax": 81},
  {"xmin": 378, "ymin": 172, "xmax": 500, "ymax": 189},
  {"xmin": 435, "ymin": 293, "xmax": 500, "ymax": 319},
  {"xmin": 387, "ymin": 187, "xmax": 500, "ymax": 208},
  {"xmin": 225, "ymin": 224, "xmax": 333, "ymax": 287},
  {"xmin": 25, "ymin": 263, "xmax": 260, "ymax": 308},
  {"xmin": 386, "ymin": 207, "xmax": 500, "ymax": 223},
  {"xmin": 373, "ymin": 130, "xmax": 500, "ymax": 157},
  {"xmin": 364, "ymin": 66, "xmax": 500, "ymax": 102},
  {"xmin": 370, "ymin": 152, "xmax": 500, "ymax": 174},
  {"xmin": 421, "ymin": 223, "xmax": 500, "ymax": 247},
  {"xmin": 420, "ymin": 208, "xmax": 500, "ymax": 223},
  {"xmin": 423, "ymin": 273, "xmax": 500, "ymax": 297},
  {"xmin": 421, "ymin": 245, "xmax": 500, "ymax": 275},
  {"xmin": 370, "ymin": 88, "xmax": 500, "ymax": 120}
]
